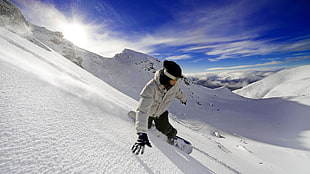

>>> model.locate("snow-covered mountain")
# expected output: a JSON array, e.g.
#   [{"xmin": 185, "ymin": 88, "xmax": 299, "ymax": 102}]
[
  {"xmin": 0, "ymin": 0, "xmax": 30, "ymax": 37},
  {"xmin": 234, "ymin": 65, "xmax": 310, "ymax": 106},
  {"xmin": 1, "ymin": 1, "xmax": 310, "ymax": 173},
  {"xmin": 30, "ymin": 24, "xmax": 162, "ymax": 99},
  {"xmin": 186, "ymin": 69, "xmax": 282, "ymax": 91}
]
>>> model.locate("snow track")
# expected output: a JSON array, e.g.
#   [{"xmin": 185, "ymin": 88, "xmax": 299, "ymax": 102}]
[{"xmin": 193, "ymin": 147, "xmax": 240, "ymax": 174}]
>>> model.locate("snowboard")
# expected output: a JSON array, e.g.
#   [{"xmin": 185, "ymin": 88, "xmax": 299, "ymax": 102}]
[{"xmin": 128, "ymin": 111, "xmax": 193, "ymax": 154}]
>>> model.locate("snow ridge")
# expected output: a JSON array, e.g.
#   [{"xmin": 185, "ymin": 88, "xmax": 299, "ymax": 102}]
[{"xmin": 235, "ymin": 65, "xmax": 310, "ymax": 105}]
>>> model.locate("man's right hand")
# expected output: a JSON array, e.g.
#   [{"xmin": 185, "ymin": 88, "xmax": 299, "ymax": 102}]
[{"xmin": 131, "ymin": 133, "xmax": 152, "ymax": 155}]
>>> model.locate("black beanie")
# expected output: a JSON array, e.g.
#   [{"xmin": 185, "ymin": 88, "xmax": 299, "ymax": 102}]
[{"xmin": 163, "ymin": 60, "xmax": 183, "ymax": 78}]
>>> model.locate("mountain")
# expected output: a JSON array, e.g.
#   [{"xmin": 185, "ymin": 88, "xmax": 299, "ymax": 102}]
[
  {"xmin": 0, "ymin": 0, "xmax": 30, "ymax": 36},
  {"xmin": 234, "ymin": 65, "xmax": 310, "ymax": 106},
  {"xmin": 185, "ymin": 69, "xmax": 282, "ymax": 91},
  {"xmin": 82, "ymin": 48, "xmax": 162, "ymax": 99},
  {"xmin": 30, "ymin": 24, "xmax": 162, "ymax": 99},
  {"xmin": 1, "ymin": 1, "xmax": 310, "ymax": 173}
]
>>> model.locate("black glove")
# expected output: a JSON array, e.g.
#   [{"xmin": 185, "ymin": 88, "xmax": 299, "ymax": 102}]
[{"xmin": 131, "ymin": 133, "xmax": 152, "ymax": 155}]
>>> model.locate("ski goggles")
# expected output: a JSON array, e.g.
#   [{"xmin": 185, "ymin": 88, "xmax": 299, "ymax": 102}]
[{"xmin": 164, "ymin": 69, "xmax": 182, "ymax": 81}]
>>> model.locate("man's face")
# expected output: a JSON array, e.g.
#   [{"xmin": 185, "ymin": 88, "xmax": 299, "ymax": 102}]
[{"xmin": 169, "ymin": 79, "xmax": 177, "ymax": 86}]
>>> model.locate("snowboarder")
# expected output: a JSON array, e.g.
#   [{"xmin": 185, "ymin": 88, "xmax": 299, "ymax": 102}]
[{"xmin": 131, "ymin": 60, "xmax": 187, "ymax": 155}]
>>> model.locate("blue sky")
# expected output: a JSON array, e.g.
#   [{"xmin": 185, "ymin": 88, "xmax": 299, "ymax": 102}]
[{"xmin": 12, "ymin": 0, "xmax": 310, "ymax": 73}]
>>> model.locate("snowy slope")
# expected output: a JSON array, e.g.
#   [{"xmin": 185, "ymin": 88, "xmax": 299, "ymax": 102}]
[
  {"xmin": 2, "ymin": 26, "xmax": 310, "ymax": 174},
  {"xmin": 234, "ymin": 65, "xmax": 310, "ymax": 105},
  {"xmin": 0, "ymin": 26, "xmax": 214, "ymax": 174}
]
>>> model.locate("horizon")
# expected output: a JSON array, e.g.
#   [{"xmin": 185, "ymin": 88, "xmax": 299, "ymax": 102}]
[{"xmin": 11, "ymin": 0, "xmax": 310, "ymax": 73}]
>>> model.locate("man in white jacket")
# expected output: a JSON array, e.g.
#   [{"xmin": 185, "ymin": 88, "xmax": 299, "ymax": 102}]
[{"xmin": 132, "ymin": 60, "xmax": 187, "ymax": 155}]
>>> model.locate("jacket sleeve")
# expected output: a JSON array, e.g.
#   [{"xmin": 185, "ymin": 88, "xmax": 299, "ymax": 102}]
[
  {"xmin": 175, "ymin": 86, "xmax": 187, "ymax": 103},
  {"xmin": 135, "ymin": 84, "xmax": 154, "ymax": 133}
]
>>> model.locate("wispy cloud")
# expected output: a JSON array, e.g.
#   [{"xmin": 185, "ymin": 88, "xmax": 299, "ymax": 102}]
[
  {"xmin": 146, "ymin": 1, "xmax": 267, "ymax": 46},
  {"xmin": 285, "ymin": 55, "xmax": 310, "ymax": 62},
  {"xmin": 206, "ymin": 40, "xmax": 278, "ymax": 62},
  {"xmin": 205, "ymin": 54, "xmax": 310, "ymax": 71},
  {"xmin": 181, "ymin": 36, "xmax": 310, "ymax": 63},
  {"xmin": 206, "ymin": 61, "xmax": 283, "ymax": 71},
  {"xmin": 166, "ymin": 54, "xmax": 192, "ymax": 60},
  {"xmin": 192, "ymin": 58, "xmax": 205, "ymax": 63},
  {"xmin": 212, "ymin": 37, "xmax": 310, "ymax": 62}
]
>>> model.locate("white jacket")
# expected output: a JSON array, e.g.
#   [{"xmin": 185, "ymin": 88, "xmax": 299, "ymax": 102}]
[{"xmin": 136, "ymin": 70, "xmax": 187, "ymax": 133}]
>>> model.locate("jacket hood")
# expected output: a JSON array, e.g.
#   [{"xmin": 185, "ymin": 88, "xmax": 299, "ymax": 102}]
[
  {"xmin": 154, "ymin": 70, "xmax": 165, "ymax": 90},
  {"xmin": 154, "ymin": 69, "xmax": 161, "ymax": 83}
]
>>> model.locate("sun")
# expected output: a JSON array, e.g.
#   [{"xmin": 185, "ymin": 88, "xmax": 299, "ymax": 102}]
[{"xmin": 62, "ymin": 23, "xmax": 89, "ymax": 48}]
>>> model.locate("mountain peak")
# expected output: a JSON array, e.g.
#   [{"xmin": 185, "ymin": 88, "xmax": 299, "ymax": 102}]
[
  {"xmin": 114, "ymin": 48, "xmax": 160, "ymax": 63},
  {"xmin": 120, "ymin": 48, "xmax": 153, "ymax": 59},
  {"xmin": 122, "ymin": 48, "xmax": 140, "ymax": 54}
]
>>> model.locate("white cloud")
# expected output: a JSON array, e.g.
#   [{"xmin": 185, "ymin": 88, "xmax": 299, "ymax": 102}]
[
  {"xmin": 206, "ymin": 61, "xmax": 283, "ymax": 71},
  {"xmin": 285, "ymin": 55, "xmax": 310, "ymax": 62},
  {"xmin": 166, "ymin": 54, "xmax": 192, "ymax": 60},
  {"xmin": 205, "ymin": 53, "xmax": 310, "ymax": 72},
  {"xmin": 205, "ymin": 40, "xmax": 278, "ymax": 62}
]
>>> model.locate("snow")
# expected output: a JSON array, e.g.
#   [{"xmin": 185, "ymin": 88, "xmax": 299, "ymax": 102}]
[
  {"xmin": 234, "ymin": 65, "xmax": 310, "ymax": 105},
  {"xmin": 1, "ymin": 25, "xmax": 310, "ymax": 174}
]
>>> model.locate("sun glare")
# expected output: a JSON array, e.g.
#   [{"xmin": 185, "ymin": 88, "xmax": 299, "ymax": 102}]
[{"xmin": 62, "ymin": 23, "xmax": 89, "ymax": 48}]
